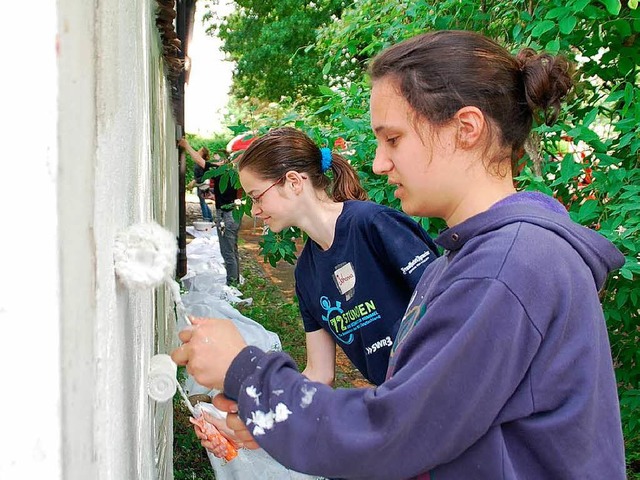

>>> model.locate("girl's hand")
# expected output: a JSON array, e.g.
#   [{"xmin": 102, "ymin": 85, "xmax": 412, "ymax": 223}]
[
  {"xmin": 170, "ymin": 317, "xmax": 247, "ymax": 390},
  {"xmin": 213, "ymin": 393, "xmax": 260, "ymax": 450}
]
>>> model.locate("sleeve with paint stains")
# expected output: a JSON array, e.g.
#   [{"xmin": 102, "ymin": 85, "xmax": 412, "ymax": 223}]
[{"xmin": 222, "ymin": 278, "xmax": 541, "ymax": 480}]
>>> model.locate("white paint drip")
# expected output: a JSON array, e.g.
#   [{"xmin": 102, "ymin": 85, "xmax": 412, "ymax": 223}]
[
  {"xmin": 274, "ymin": 403, "xmax": 292, "ymax": 422},
  {"xmin": 248, "ymin": 410, "xmax": 275, "ymax": 436},
  {"xmin": 246, "ymin": 385, "xmax": 262, "ymax": 406},
  {"xmin": 246, "ymin": 402, "xmax": 293, "ymax": 436},
  {"xmin": 300, "ymin": 384, "xmax": 317, "ymax": 408}
]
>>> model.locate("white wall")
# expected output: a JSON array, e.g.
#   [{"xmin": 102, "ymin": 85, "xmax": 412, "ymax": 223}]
[
  {"xmin": 0, "ymin": 1, "xmax": 62, "ymax": 478},
  {"xmin": 1, "ymin": 1, "xmax": 179, "ymax": 479}
]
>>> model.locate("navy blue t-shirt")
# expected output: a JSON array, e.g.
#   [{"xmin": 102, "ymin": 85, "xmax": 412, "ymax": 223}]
[{"xmin": 295, "ymin": 200, "xmax": 438, "ymax": 385}]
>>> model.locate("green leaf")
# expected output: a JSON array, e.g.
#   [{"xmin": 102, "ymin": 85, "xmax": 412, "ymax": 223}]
[
  {"xmin": 572, "ymin": 0, "xmax": 591, "ymax": 9},
  {"xmin": 340, "ymin": 114, "xmax": 360, "ymax": 131},
  {"xmin": 629, "ymin": 0, "xmax": 638, "ymax": 9},
  {"xmin": 546, "ymin": 7, "xmax": 570, "ymax": 18},
  {"xmin": 582, "ymin": 108, "xmax": 599, "ymax": 128},
  {"xmin": 612, "ymin": 19, "xmax": 631, "ymax": 37},
  {"xmin": 545, "ymin": 38, "xmax": 560, "ymax": 53},
  {"xmin": 321, "ymin": 59, "xmax": 333, "ymax": 77},
  {"xmin": 599, "ymin": 0, "xmax": 621, "ymax": 14},
  {"xmin": 620, "ymin": 267, "xmax": 634, "ymax": 280},
  {"xmin": 576, "ymin": 199, "xmax": 600, "ymax": 222},
  {"xmin": 560, "ymin": 153, "xmax": 583, "ymax": 181},
  {"xmin": 318, "ymin": 85, "xmax": 335, "ymax": 96},
  {"xmin": 559, "ymin": 15, "xmax": 577, "ymax": 34},
  {"xmin": 531, "ymin": 20, "xmax": 556, "ymax": 37},
  {"xmin": 513, "ymin": 23, "xmax": 523, "ymax": 40}
]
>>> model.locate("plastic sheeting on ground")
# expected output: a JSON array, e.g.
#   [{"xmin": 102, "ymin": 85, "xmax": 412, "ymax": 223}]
[{"xmin": 180, "ymin": 226, "xmax": 325, "ymax": 480}]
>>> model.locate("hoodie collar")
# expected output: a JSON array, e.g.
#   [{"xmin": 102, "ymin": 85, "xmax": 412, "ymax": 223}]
[{"xmin": 435, "ymin": 194, "xmax": 624, "ymax": 290}]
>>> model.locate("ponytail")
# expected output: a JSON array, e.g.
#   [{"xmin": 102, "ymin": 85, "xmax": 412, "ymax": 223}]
[{"xmin": 326, "ymin": 153, "xmax": 368, "ymax": 202}]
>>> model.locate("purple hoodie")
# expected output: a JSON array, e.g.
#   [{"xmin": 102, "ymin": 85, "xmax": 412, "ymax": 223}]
[{"xmin": 223, "ymin": 193, "xmax": 626, "ymax": 479}]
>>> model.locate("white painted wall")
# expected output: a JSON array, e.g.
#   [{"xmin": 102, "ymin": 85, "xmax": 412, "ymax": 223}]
[
  {"xmin": 0, "ymin": 1, "xmax": 62, "ymax": 478},
  {"xmin": 1, "ymin": 1, "xmax": 179, "ymax": 479}
]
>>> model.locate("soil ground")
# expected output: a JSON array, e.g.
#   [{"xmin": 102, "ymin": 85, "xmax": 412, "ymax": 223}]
[{"xmin": 185, "ymin": 198, "xmax": 371, "ymax": 388}]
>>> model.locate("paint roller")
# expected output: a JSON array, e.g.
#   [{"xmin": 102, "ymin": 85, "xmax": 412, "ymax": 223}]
[
  {"xmin": 112, "ymin": 221, "xmax": 192, "ymax": 406},
  {"xmin": 113, "ymin": 222, "xmax": 239, "ymax": 461}
]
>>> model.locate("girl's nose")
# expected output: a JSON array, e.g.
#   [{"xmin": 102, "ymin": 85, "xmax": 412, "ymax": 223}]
[{"xmin": 372, "ymin": 147, "xmax": 392, "ymax": 175}]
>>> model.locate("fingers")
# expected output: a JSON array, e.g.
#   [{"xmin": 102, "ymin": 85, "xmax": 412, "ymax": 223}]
[
  {"xmin": 202, "ymin": 411, "xmax": 228, "ymax": 431},
  {"xmin": 189, "ymin": 417, "xmax": 242, "ymax": 460},
  {"xmin": 170, "ymin": 344, "xmax": 189, "ymax": 366},
  {"xmin": 225, "ymin": 412, "xmax": 245, "ymax": 431},
  {"xmin": 242, "ymin": 439, "xmax": 260, "ymax": 450},
  {"xmin": 177, "ymin": 325, "xmax": 194, "ymax": 342},
  {"xmin": 202, "ymin": 411, "xmax": 242, "ymax": 446},
  {"xmin": 190, "ymin": 316, "xmax": 211, "ymax": 327},
  {"xmin": 191, "ymin": 424, "xmax": 207, "ymax": 441},
  {"xmin": 212, "ymin": 393, "xmax": 239, "ymax": 413},
  {"xmin": 170, "ymin": 317, "xmax": 247, "ymax": 390},
  {"xmin": 203, "ymin": 440, "xmax": 231, "ymax": 459},
  {"xmin": 226, "ymin": 412, "xmax": 258, "ymax": 446}
]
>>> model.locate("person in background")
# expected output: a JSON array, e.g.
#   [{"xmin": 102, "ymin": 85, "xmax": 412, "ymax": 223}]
[
  {"xmin": 187, "ymin": 142, "xmax": 215, "ymax": 222},
  {"xmin": 173, "ymin": 31, "xmax": 626, "ymax": 479},
  {"xmin": 179, "ymin": 138, "xmax": 242, "ymax": 286},
  {"xmin": 211, "ymin": 149, "xmax": 243, "ymax": 286}
]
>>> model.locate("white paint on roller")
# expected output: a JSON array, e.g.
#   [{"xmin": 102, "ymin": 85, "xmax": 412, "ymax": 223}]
[
  {"xmin": 113, "ymin": 222, "xmax": 177, "ymax": 290},
  {"xmin": 147, "ymin": 354, "xmax": 178, "ymax": 402}
]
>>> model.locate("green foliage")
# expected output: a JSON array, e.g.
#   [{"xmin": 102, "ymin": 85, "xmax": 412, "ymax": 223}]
[
  {"xmin": 256, "ymin": 227, "xmax": 301, "ymax": 267},
  {"xmin": 203, "ymin": 0, "xmax": 350, "ymax": 103}
]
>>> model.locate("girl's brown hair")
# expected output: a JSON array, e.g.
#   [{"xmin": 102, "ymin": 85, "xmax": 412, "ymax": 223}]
[
  {"xmin": 237, "ymin": 127, "xmax": 368, "ymax": 202},
  {"xmin": 199, "ymin": 146, "xmax": 211, "ymax": 162},
  {"xmin": 368, "ymin": 30, "xmax": 574, "ymax": 169}
]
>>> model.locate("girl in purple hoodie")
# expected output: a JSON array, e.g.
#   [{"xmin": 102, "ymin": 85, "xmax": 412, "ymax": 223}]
[{"xmin": 172, "ymin": 30, "xmax": 626, "ymax": 479}]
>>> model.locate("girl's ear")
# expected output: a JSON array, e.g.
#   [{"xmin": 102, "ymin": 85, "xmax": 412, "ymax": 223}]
[
  {"xmin": 285, "ymin": 170, "xmax": 305, "ymax": 194},
  {"xmin": 454, "ymin": 106, "xmax": 486, "ymax": 149}
]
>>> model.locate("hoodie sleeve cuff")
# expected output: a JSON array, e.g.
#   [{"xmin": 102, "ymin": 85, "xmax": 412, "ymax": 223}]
[{"xmin": 223, "ymin": 346, "xmax": 267, "ymax": 401}]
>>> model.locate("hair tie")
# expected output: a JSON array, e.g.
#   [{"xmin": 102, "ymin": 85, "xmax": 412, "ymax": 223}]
[{"xmin": 320, "ymin": 147, "xmax": 333, "ymax": 172}]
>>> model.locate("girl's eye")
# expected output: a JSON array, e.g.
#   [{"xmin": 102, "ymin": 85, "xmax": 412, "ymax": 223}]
[{"xmin": 387, "ymin": 137, "xmax": 398, "ymax": 146}]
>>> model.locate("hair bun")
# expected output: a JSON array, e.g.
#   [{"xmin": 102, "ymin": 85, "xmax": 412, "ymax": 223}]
[{"xmin": 516, "ymin": 48, "xmax": 574, "ymax": 126}]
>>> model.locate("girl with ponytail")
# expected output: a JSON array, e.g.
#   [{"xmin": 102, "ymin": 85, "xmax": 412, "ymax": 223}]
[{"xmin": 237, "ymin": 126, "xmax": 438, "ymax": 387}]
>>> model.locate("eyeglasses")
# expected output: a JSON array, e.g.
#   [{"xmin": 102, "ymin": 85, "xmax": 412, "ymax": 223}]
[{"xmin": 248, "ymin": 176, "xmax": 286, "ymax": 206}]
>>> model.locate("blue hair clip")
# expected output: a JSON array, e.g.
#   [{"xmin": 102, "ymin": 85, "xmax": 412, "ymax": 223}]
[{"xmin": 320, "ymin": 147, "xmax": 332, "ymax": 173}]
